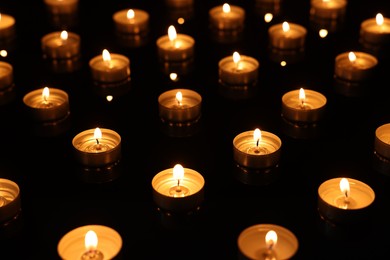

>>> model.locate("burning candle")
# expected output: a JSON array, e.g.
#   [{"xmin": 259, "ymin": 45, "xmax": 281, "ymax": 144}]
[
  {"xmin": 158, "ymin": 88, "xmax": 202, "ymax": 125},
  {"xmin": 310, "ymin": 0, "xmax": 347, "ymax": 20},
  {"xmin": 268, "ymin": 21, "xmax": 307, "ymax": 50},
  {"xmin": 44, "ymin": 0, "xmax": 79, "ymax": 15},
  {"xmin": 0, "ymin": 178, "xmax": 21, "ymax": 224},
  {"xmin": 233, "ymin": 128, "xmax": 282, "ymax": 169},
  {"xmin": 57, "ymin": 225, "xmax": 122, "ymax": 260},
  {"xmin": 23, "ymin": 86, "xmax": 70, "ymax": 122},
  {"xmin": 359, "ymin": 13, "xmax": 390, "ymax": 47},
  {"xmin": 89, "ymin": 49, "xmax": 130, "ymax": 85},
  {"xmin": 0, "ymin": 61, "xmax": 13, "ymax": 91},
  {"xmin": 151, "ymin": 164, "xmax": 205, "ymax": 212},
  {"xmin": 0, "ymin": 12, "xmax": 15, "ymax": 41},
  {"xmin": 72, "ymin": 127, "xmax": 121, "ymax": 168},
  {"xmin": 218, "ymin": 52, "xmax": 259, "ymax": 87},
  {"xmin": 113, "ymin": 8, "xmax": 149, "ymax": 35},
  {"xmin": 209, "ymin": 3, "xmax": 245, "ymax": 31},
  {"xmin": 318, "ymin": 177, "xmax": 375, "ymax": 224},
  {"xmin": 334, "ymin": 51, "xmax": 378, "ymax": 82},
  {"xmin": 374, "ymin": 123, "xmax": 390, "ymax": 161},
  {"xmin": 41, "ymin": 30, "xmax": 80, "ymax": 60},
  {"xmin": 156, "ymin": 25, "xmax": 195, "ymax": 62},
  {"xmin": 238, "ymin": 224, "xmax": 299, "ymax": 260},
  {"xmin": 281, "ymin": 88, "xmax": 327, "ymax": 124}
]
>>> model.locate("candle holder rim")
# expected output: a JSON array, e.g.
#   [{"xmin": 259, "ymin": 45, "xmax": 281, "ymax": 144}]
[
  {"xmin": 335, "ymin": 51, "xmax": 378, "ymax": 64},
  {"xmin": 72, "ymin": 128, "xmax": 121, "ymax": 149},
  {"xmin": 375, "ymin": 123, "xmax": 390, "ymax": 146},
  {"xmin": 23, "ymin": 87, "xmax": 69, "ymax": 106},
  {"xmin": 158, "ymin": 88, "xmax": 202, "ymax": 104},
  {"xmin": 89, "ymin": 53, "xmax": 130, "ymax": 69},
  {"xmin": 233, "ymin": 130, "xmax": 282, "ymax": 147},
  {"xmin": 282, "ymin": 89, "xmax": 327, "ymax": 110},
  {"xmin": 269, "ymin": 22, "xmax": 308, "ymax": 34},
  {"xmin": 156, "ymin": 33, "xmax": 195, "ymax": 44},
  {"xmin": 219, "ymin": 55, "xmax": 259, "ymax": 67}
]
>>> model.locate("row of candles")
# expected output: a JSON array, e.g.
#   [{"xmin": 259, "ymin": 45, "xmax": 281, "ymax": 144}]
[{"xmin": 1, "ymin": 2, "xmax": 389, "ymax": 260}]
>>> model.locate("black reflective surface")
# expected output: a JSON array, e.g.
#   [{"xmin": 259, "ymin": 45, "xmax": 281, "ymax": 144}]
[{"xmin": 1, "ymin": 0, "xmax": 390, "ymax": 259}]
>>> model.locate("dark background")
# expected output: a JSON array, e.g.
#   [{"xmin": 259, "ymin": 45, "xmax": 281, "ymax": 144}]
[{"xmin": 1, "ymin": 0, "xmax": 390, "ymax": 259}]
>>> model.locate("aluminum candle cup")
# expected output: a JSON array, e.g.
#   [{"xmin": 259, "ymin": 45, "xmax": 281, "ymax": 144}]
[
  {"xmin": 41, "ymin": 31, "xmax": 80, "ymax": 60},
  {"xmin": 255, "ymin": 0, "xmax": 282, "ymax": 18},
  {"xmin": 158, "ymin": 89, "xmax": 201, "ymax": 126},
  {"xmin": 238, "ymin": 224, "xmax": 299, "ymax": 260},
  {"xmin": 156, "ymin": 32, "xmax": 195, "ymax": 62},
  {"xmin": 233, "ymin": 130, "xmax": 282, "ymax": 170},
  {"xmin": 218, "ymin": 54, "xmax": 259, "ymax": 87},
  {"xmin": 89, "ymin": 51, "xmax": 130, "ymax": 86},
  {"xmin": 374, "ymin": 123, "xmax": 390, "ymax": 160},
  {"xmin": 318, "ymin": 178, "xmax": 375, "ymax": 224},
  {"xmin": 359, "ymin": 14, "xmax": 390, "ymax": 46},
  {"xmin": 57, "ymin": 225, "xmax": 122, "ymax": 260},
  {"xmin": 0, "ymin": 61, "xmax": 13, "ymax": 91},
  {"xmin": 152, "ymin": 166, "xmax": 205, "ymax": 213},
  {"xmin": 281, "ymin": 89, "xmax": 327, "ymax": 124},
  {"xmin": 44, "ymin": 0, "xmax": 78, "ymax": 15},
  {"xmin": 23, "ymin": 87, "xmax": 70, "ymax": 122},
  {"xmin": 72, "ymin": 128, "xmax": 121, "ymax": 168},
  {"xmin": 113, "ymin": 9, "xmax": 149, "ymax": 35},
  {"xmin": 334, "ymin": 51, "xmax": 378, "ymax": 82},
  {"xmin": 0, "ymin": 13, "xmax": 16, "ymax": 41},
  {"xmin": 310, "ymin": 0, "xmax": 347, "ymax": 20},
  {"xmin": 165, "ymin": 0, "xmax": 193, "ymax": 8},
  {"xmin": 0, "ymin": 178, "xmax": 21, "ymax": 225},
  {"xmin": 268, "ymin": 22, "xmax": 307, "ymax": 50},
  {"xmin": 209, "ymin": 4, "xmax": 245, "ymax": 31}
]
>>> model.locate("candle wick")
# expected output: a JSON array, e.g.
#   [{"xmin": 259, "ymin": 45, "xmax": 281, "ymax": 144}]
[
  {"xmin": 96, "ymin": 139, "xmax": 99, "ymax": 145},
  {"xmin": 267, "ymin": 241, "xmax": 274, "ymax": 251},
  {"xmin": 176, "ymin": 179, "xmax": 182, "ymax": 192}
]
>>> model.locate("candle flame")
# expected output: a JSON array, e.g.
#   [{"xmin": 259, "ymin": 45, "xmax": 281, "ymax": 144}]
[
  {"xmin": 222, "ymin": 3, "xmax": 231, "ymax": 13},
  {"xmin": 253, "ymin": 128, "xmax": 261, "ymax": 147},
  {"xmin": 299, "ymin": 88, "xmax": 306, "ymax": 106},
  {"xmin": 127, "ymin": 9, "xmax": 135, "ymax": 20},
  {"xmin": 102, "ymin": 49, "xmax": 111, "ymax": 62},
  {"xmin": 265, "ymin": 230, "xmax": 277, "ymax": 250},
  {"xmin": 319, "ymin": 29, "xmax": 328, "ymax": 38},
  {"xmin": 168, "ymin": 25, "xmax": 177, "ymax": 42},
  {"xmin": 282, "ymin": 22, "xmax": 290, "ymax": 33},
  {"xmin": 42, "ymin": 87, "xmax": 50, "ymax": 102},
  {"xmin": 0, "ymin": 50, "xmax": 7, "ymax": 57},
  {"xmin": 175, "ymin": 91, "xmax": 183, "ymax": 106},
  {"xmin": 170, "ymin": 73, "xmax": 178, "ymax": 81},
  {"xmin": 85, "ymin": 230, "xmax": 98, "ymax": 251},
  {"xmin": 376, "ymin": 13, "xmax": 384, "ymax": 26},
  {"xmin": 348, "ymin": 51, "xmax": 356, "ymax": 63},
  {"xmin": 60, "ymin": 30, "xmax": 68, "ymax": 41},
  {"xmin": 173, "ymin": 164, "xmax": 184, "ymax": 182},
  {"xmin": 233, "ymin": 51, "xmax": 241, "ymax": 64},
  {"xmin": 264, "ymin": 13, "xmax": 273, "ymax": 23},
  {"xmin": 340, "ymin": 178, "xmax": 350, "ymax": 198},
  {"xmin": 94, "ymin": 127, "xmax": 102, "ymax": 140}
]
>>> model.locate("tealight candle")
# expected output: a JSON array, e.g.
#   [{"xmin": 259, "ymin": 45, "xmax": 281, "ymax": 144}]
[
  {"xmin": 113, "ymin": 9, "xmax": 149, "ymax": 35},
  {"xmin": 238, "ymin": 224, "xmax": 299, "ymax": 260},
  {"xmin": 0, "ymin": 61, "xmax": 13, "ymax": 91},
  {"xmin": 374, "ymin": 123, "xmax": 390, "ymax": 161},
  {"xmin": 72, "ymin": 127, "xmax": 121, "ymax": 168},
  {"xmin": 218, "ymin": 52, "xmax": 259, "ymax": 87},
  {"xmin": 44, "ymin": 0, "xmax": 79, "ymax": 15},
  {"xmin": 360, "ymin": 13, "xmax": 390, "ymax": 46},
  {"xmin": 318, "ymin": 177, "xmax": 375, "ymax": 224},
  {"xmin": 233, "ymin": 128, "xmax": 282, "ymax": 169},
  {"xmin": 151, "ymin": 164, "xmax": 205, "ymax": 213},
  {"xmin": 158, "ymin": 88, "xmax": 202, "ymax": 125},
  {"xmin": 89, "ymin": 49, "xmax": 130, "ymax": 85},
  {"xmin": 334, "ymin": 51, "xmax": 378, "ymax": 82},
  {"xmin": 57, "ymin": 225, "xmax": 122, "ymax": 260},
  {"xmin": 281, "ymin": 88, "xmax": 327, "ymax": 124},
  {"xmin": 268, "ymin": 21, "xmax": 307, "ymax": 50},
  {"xmin": 165, "ymin": 0, "xmax": 193, "ymax": 8},
  {"xmin": 0, "ymin": 178, "xmax": 21, "ymax": 224},
  {"xmin": 310, "ymin": 0, "xmax": 347, "ymax": 20},
  {"xmin": 156, "ymin": 25, "xmax": 195, "ymax": 62},
  {"xmin": 23, "ymin": 87, "xmax": 70, "ymax": 122},
  {"xmin": 41, "ymin": 30, "xmax": 80, "ymax": 60},
  {"xmin": 209, "ymin": 3, "xmax": 245, "ymax": 31},
  {"xmin": 0, "ymin": 12, "xmax": 15, "ymax": 41}
]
